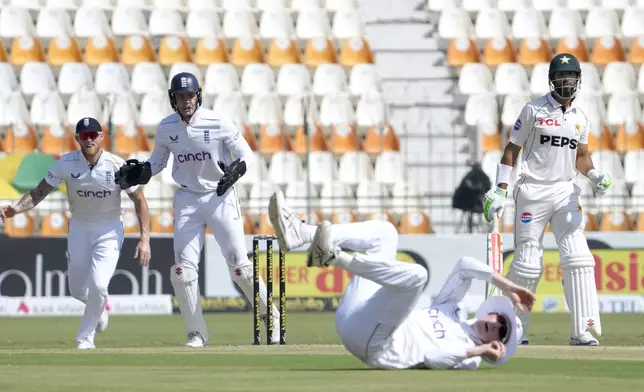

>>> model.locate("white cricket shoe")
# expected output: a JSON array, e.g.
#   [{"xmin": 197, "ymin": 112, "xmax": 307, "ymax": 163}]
[
  {"xmin": 96, "ymin": 309, "xmax": 109, "ymax": 333},
  {"xmin": 262, "ymin": 313, "xmax": 281, "ymax": 344},
  {"xmin": 269, "ymin": 189, "xmax": 306, "ymax": 251},
  {"xmin": 185, "ymin": 332, "xmax": 207, "ymax": 348},
  {"xmin": 570, "ymin": 332, "xmax": 599, "ymax": 346},
  {"xmin": 306, "ymin": 221, "xmax": 336, "ymax": 267},
  {"xmin": 77, "ymin": 338, "xmax": 95, "ymax": 350}
]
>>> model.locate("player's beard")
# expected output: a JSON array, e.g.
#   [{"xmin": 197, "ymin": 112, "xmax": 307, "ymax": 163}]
[{"xmin": 551, "ymin": 77, "xmax": 579, "ymax": 99}]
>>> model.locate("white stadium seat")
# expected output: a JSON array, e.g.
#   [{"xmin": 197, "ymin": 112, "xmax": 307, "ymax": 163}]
[
  {"xmin": 20, "ymin": 62, "xmax": 57, "ymax": 98},
  {"xmin": 12, "ymin": 0, "xmax": 44, "ymax": 11},
  {"xmin": 338, "ymin": 151, "xmax": 373, "ymax": 185},
  {"xmin": 585, "ymin": 8, "xmax": 620, "ymax": 38},
  {"xmin": 574, "ymin": 92, "xmax": 606, "ymax": 126},
  {"xmin": 319, "ymin": 181, "xmax": 356, "ymax": 214},
  {"xmin": 390, "ymin": 181, "xmax": 427, "ymax": 213},
  {"xmin": 602, "ymin": 62, "xmax": 636, "ymax": 94},
  {"xmin": 428, "ymin": 0, "xmax": 462, "ymax": 11},
  {"xmin": 30, "ymin": 91, "xmax": 66, "ymax": 126},
  {"xmin": 462, "ymin": 0, "xmax": 498, "ymax": 12},
  {"xmin": 630, "ymin": 181, "xmax": 644, "ymax": 212},
  {"xmin": 349, "ymin": 64, "xmax": 380, "ymax": 97},
  {"xmin": 0, "ymin": 6, "xmax": 36, "ymax": 38},
  {"xmin": 284, "ymin": 181, "xmax": 320, "ymax": 211},
  {"xmin": 0, "ymin": 92, "xmax": 30, "ymax": 127},
  {"xmin": 578, "ymin": 62, "xmax": 603, "ymax": 95},
  {"xmin": 592, "ymin": 151, "xmax": 626, "ymax": 180},
  {"xmin": 326, "ymin": 0, "xmax": 358, "ymax": 12},
  {"xmin": 153, "ymin": 0, "xmax": 188, "ymax": 11},
  {"xmin": 149, "ymin": 8, "xmax": 185, "ymax": 37},
  {"xmin": 239, "ymin": 152, "xmax": 269, "ymax": 187},
  {"xmin": 212, "ymin": 92, "xmax": 248, "ymax": 125},
  {"xmin": 548, "ymin": 8, "xmax": 585, "ymax": 39},
  {"xmin": 497, "ymin": 0, "xmax": 530, "ymax": 13},
  {"xmin": 332, "ymin": 9, "xmax": 364, "ymax": 39},
  {"xmin": 111, "ymin": 7, "xmax": 148, "ymax": 37},
  {"xmin": 529, "ymin": 63, "xmax": 550, "ymax": 96},
  {"xmin": 464, "ymin": 94, "xmax": 498, "ymax": 126},
  {"xmin": 374, "ymin": 151, "xmax": 405, "ymax": 185},
  {"xmin": 248, "ymin": 181, "xmax": 278, "ymax": 214},
  {"xmin": 356, "ymin": 93, "xmax": 387, "ymax": 127},
  {"xmin": 222, "ymin": 10, "xmax": 258, "ymax": 38},
  {"xmin": 259, "ymin": 9, "xmax": 294, "ymax": 39},
  {"xmin": 307, "ymin": 151, "xmax": 338, "ymax": 185},
  {"xmin": 187, "ymin": 0, "xmax": 218, "ymax": 10},
  {"xmin": 495, "ymin": 63, "xmax": 530, "ymax": 95},
  {"xmin": 621, "ymin": 7, "xmax": 644, "ymax": 38},
  {"xmin": 67, "ymin": 88, "xmax": 103, "ymax": 125},
  {"xmin": 319, "ymin": 92, "xmax": 355, "ymax": 126},
  {"xmin": 356, "ymin": 181, "xmax": 390, "ymax": 215},
  {"xmin": 474, "ymin": 9, "xmax": 510, "ymax": 39},
  {"xmin": 241, "ymin": 64, "xmax": 276, "ymax": 96},
  {"xmin": 606, "ymin": 92, "xmax": 642, "ymax": 126},
  {"xmin": 601, "ymin": 0, "xmax": 633, "ymax": 11},
  {"xmin": 0, "ymin": 64, "xmax": 19, "ymax": 100},
  {"xmin": 512, "ymin": 8, "xmax": 548, "ymax": 39},
  {"xmin": 94, "ymin": 62, "xmax": 130, "ymax": 96},
  {"xmin": 268, "ymin": 151, "xmax": 305, "ymax": 185},
  {"xmin": 594, "ymin": 179, "xmax": 629, "ymax": 212},
  {"xmin": 438, "ymin": 7, "xmax": 473, "ymax": 39},
  {"xmin": 108, "ymin": 93, "xmax": 139, "ymax": 126},
  {"xmin": 222, "ymin": 0, "xmax": 254, "ymax": 10},
  {"xmin": 624, "ymin": 150, "xmax": 644, "ymax": 185},
  {"xmin": 296, "ymin": 8, "xmax": 331, "ymax": 39},
  {"xmin": 458, "ymin": 63, "xmax": 495, "ymax": 95},
  {"xmin": 36, "ymin": 7, "xmax": 74, "ymax": 39},
  {"xmin": 83, "ymin": 0, "xmax": 116, "ymax": 11},
  {"xmin": 131, "ymin": 62, "xmax": 167, "ymax": 98},
  {"xmin": 533, "ymin": 0, "xmax": 566, "ymax": 12},
  {"xmin": 501, "ymin": 94, "xmax": 531, "ymax": 128},
  {"xmin": 636, "ymin": 66, "xmax": 644, "ymax": 95},
  {"xmin": 312, "ymin": 64, "xmax": 348, "ymax": 97},
  {"xmin": 568, "ymin": 0, "xmax": 600, "ymax": 12},
  {"xmin": 204, "ymin": 63, "xmax": 240, "ymax": 97},
  {"xmin": 277, "ymin": 64, "xmax": 312, "ymax": 97},
  {"xmin": 283, "ymin": 94, "xmax": 320, "ymax": 127},
  {"xmin": 291, "ymin": 0, "xmax": 324, "ymax": 12},
  {"xmin": 74, "ymin": 7, "xmax": 113, "ymax": 38},
  {"xmin": 257, "ymin": 0, "xmax": 289, "ymax": 11},
  {"xmin": 139, "ymin": 91, "xmax": 173, "ymax": 130},
  {"xmin": 247, "ymin": 92, "xmax": 283, "ymax": 125},
  {"xmin": 186, "ymin": 9, "xmax": 222, "ymax": 38}
]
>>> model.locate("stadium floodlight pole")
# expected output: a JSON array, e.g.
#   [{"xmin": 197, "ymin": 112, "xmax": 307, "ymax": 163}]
[{"xmin": 303, "ymin": 94, "xmax": 311, "ymax": 221}]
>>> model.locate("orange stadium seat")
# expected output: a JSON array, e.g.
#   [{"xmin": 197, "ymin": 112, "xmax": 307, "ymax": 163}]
[
  {"xmin": 0, "ymin": 135, "xmax": 4, "ymax": 152},
  {"xmin": 40, "ymin": 212, "xmax": 69, "ymax": 236},
  {"xmin": 587, "ymin": 124, "xmax": 616, "ymax": 152},
  {"xmin": 258, "ymin": 212, "xmax": 276, "ymax": 235},
  {"xmin": 518, "ymin": 37, "xmax": 552, "ymax": 66},
  {"xmin": 629, "ymin": 38, "xmax": 644, "ymax": 65},
  {"xmin": 555, "ymin": 37, "xmax": 589, "ymax": 62},
  {"xmin": 614, "ymin": 122, "xmax": 644, "ymax": 153},
  {"xmin": 231, "ymin": 37, "xmax": 264, "ymax": 67},
  {"xmin": 3, "ymin": 123, "xmax": 38, "ymax": 153},
  {"xmin": 40, "ymin": 124, "xmax": 76, "ymax": 155},
  {"xmin": 113, "ymin": 124, "xmax": 151, "ymax": 157},
  {"xmin": 151, "ymin": 210, "xmax": 174, "ymax": 233},
  {"xmin": 242, "ymin": 124, "xmax": 258, "ymax": 151},
  {"xmin": 258, "ymin": 123, "xmax": 291, "ymax": 154},
  {"xmin": 447, "ymin": 38, "xmax": 480, "ymax": 67},
  {"xmin": 0, "ymin": 41, "xmax": 7, "ymax": 62},
  {"xmin": 10, "ymin": 36, "xmax": 45, "ymax": 66},
  {"xmin": 637, "ymin": 214, "xmax": 644, "ymax": 232},
  {"xmin": 329, "ymin": 123, "xmax": 361, "ymax": 154},
  {"xmin": 364, "ymin": 124, "xmax": 399, "ymax": 154},
  {"xmin": 85, "ymin": 35, "xmax": 119, "ymax": 66},
  {"xmin": 194, "ymin": 37, "xmax": 230, "ymax": 66},
  {"xmin": 122, "ymin": 35, "xmax": 157, "ymax": 66},
  {"xmin": 481, "ymin": 124, "xmax": 502, "ymax": 152},
  {"xmin": 4, "ymin": 214, "xmax": 35, "ymax": 237},
  {"xmin": 48, "ymin": 35, "xmax": 82, "ymax": 67},
  {"xmin": 399, "ymin": 211, "xmax": 433, "ymax": 234},
  {"xmin": 266, "ymin": 38, "xmax": 301, "ymax": 67},
  {"xmin": 585, "ymin": 212, "xmax": 600, "ymax": 232},
  {"xmin": 482, "ymin": 37, "xmax": 516, "ymax": 67},
  {"xmin": 339, "ymin": 37, "xmax": 374, "ymax": 67},
  {"xmin": 123, "ymin": 210, "xmax": 139, "ymax": 234},
  {"xmin": 159, "ymin": 36, "xmax": 192, "ymax": 66},
  {"xmin": 367, "ymin": 211, "xmax": 397, "ymax": 227},
  {"xmin": 291, "ymin": 124, "xmax": 328, "ymax": 154},
  {"xmin": 298, "ymin": 210, "xmax": 323, "ymax": 226},
  {"xmin": 600, "ymin": 211, "xmax": 635, "ymax": 231},
  {"xmin": 304, "ymin": 38, "xmax": 338, "ymax": 67},
  {"xmin": 100, "ymin": 123, "xmax": 112, "ymax": 152},
  {"xmin": 592, "ymin": 36, "xmax": 626, "ymax": 66},
  {"xmin": 243, "ymin": 211, "xmax": 257, "ymax": 235},
  {"xmin": 331, "ymin": 210, "xmax": 357, "ymax": 224}
]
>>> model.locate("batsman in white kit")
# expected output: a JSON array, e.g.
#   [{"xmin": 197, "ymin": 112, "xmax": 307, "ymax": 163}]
[
  {"xmin": 269, "ymin": 191, "xmax": 536, "ymax": 369},
  {"xmin": 115, "ymin": 72, "xmax": 280, "ymax": 347},
  {"xmin": 483, "ymin": 53, "xmax": 612, "ymax": 346},
  {"xmin": 0, "ymin": 117, "xmax": 152, "ymax": 349}
]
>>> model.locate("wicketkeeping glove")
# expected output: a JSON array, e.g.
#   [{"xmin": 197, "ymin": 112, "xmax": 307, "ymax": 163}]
[
  {"xmin": 216, "ymin": 158, "xmax": 247, "ymax": 196},
  {"xmin": 115, "ymin": 159, "xmax": 152, "ymax": 190},
  {"xmin": 482, "ymin": 187, "xmax": 508, "ymax": 223},
  {"xmin": 587, "ymin": 169, "xmax": 612, "ymax": 197}
]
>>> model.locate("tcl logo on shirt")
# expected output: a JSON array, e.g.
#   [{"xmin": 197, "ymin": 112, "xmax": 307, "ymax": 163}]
[
  {"xmin": 540, "ymin": 135, "xmax": 578, "ymax": 149},
  {"xmin": 538, "ymin": 118, "xmax": 561, "ymax": 127}
]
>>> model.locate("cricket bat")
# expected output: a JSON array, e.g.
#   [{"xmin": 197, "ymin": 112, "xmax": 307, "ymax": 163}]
[{"xmin": 485, "ymin": 218, "xmax": 503, "ymax": 298}]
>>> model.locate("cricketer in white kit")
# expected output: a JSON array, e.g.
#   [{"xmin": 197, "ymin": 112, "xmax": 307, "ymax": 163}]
[
  {"xmin": 0, "ymin": 117, "xmax": 152, "ymax": 350},
  {"xmin": 115, "ymin": 72, "xmax": 280, "ymax": 347},
  {"xmin": 483, "ymin": 53, "xmax": 612, "ymax": 346},
  {"xmin": 268, "ymin": 190, "xmax": 536, "ymax": 369}
]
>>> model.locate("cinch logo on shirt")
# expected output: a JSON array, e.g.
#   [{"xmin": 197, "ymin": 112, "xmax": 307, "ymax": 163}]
[
  {"xmin": 177, "ymin": 151, "xmax": 213, "ymax": 163},
  {"xmin": 539, "ymin": 135, "xmax": 578, "ymax": 149},
  {"xmin": 77, "ymin": 189, "xmax": 112, "ymax": 198},
  {"xmin": 428, "ymin": 308, "xmax": 447, "ymax": 340},
  {"xmin": 538, "ymin": 118, "xmax": 561, "ymax": 127}
]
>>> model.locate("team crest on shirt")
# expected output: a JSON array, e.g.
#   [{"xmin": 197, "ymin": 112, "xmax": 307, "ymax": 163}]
[
  {"xmin": 169, "ymin": 135, "xmax": 179, "ymax": 143},
  {"xmin": 520, "ymin": 212, "xmax": 533, "ymax": 223},
  {"xmin": 105, "ymin": 171, "xmax": 112, "ymax": 184},
  {"xmin": 513, "ymin": 119, "xmax": 522, "ymax": 132},
  {"xmin": 204, "ymin": 130, "xmax": 210, "ymax": 143},
  {"xmin": 577, "ymin": 204, "xmax": 582, "ymax": 212},
  {"xmin": 575, "ymin": 123, "xmax": 581, "ymax": 134}
]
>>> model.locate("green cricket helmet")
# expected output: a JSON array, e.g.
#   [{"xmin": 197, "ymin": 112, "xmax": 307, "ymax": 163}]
[{"xmin": 548, "ymin": 53, "xmax": 582, "ymax": 100}]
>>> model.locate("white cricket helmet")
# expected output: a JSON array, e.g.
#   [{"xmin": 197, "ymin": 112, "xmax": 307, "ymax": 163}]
[{"xmin": 475, "ymin": 295, "xmax": 523, "ymax": 365}]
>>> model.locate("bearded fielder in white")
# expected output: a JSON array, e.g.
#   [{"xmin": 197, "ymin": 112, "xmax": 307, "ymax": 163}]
[
  {"xmin": 483, "ymin": 53, "xmax": 612, "ymax": 346},
  {"xmin": 115, "ymin": 72, "xmax": 280, "ymax": 347},
  {"xmin": 268, "ymin": 190, "xmax": 536, "ymax": 369},
  {"xmin": 0, "ymin": 117, "xmax": 152, "ymax": 349}
]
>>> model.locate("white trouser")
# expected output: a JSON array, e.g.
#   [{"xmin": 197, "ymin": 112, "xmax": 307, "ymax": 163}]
[
  {"xmin": 173, "ymin": 187, "xmax": 246, "ymax": 269},
  {"xmin": 67, "ymin": 218, "xmax": 123, "ymax": 342},
  {"xmin": 333, "ymin": 221, "xmax": 429, "ymax": 363}
]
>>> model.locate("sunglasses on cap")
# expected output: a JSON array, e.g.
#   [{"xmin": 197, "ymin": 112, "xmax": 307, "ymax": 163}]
[
  {"xmin": 78, "ymin": 131, "xmax": 100, "ymax": 141},
  {"xmin": 492, "ymin": 313, "xmax": 510, "ymax": 344}
]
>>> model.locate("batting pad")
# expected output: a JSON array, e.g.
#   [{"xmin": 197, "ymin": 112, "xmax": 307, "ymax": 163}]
[
  {"xmin": 229, "ymin": 265, "xmax": 279, "ymax": 318},
  {"xmin": 562, "ymin": 257, "xmax": 602, "ymax": 337},
  {"xmin": 506, "ymin": 244, "xmax": 543, "ymax": 334},
  {"xmin": 170, "ymin": 264, "xmax": 209, "ymax": 343}
]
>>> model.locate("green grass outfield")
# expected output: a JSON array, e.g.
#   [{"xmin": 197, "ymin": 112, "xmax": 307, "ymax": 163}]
[{"xmin": 1, "ymin": 313, "xmax": 643, "ymax": 392}]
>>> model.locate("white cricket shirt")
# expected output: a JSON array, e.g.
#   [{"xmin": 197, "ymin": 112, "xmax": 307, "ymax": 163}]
[
  {"xmin": 147, "ymin": 108, "xmax": 254, "ymax": 193},
  {"xmin": 510, "ymin": 93, "xmax": 589, "ymax": 184},
  {"xmin": 45, "ymin": 150, "xmax": 139, "ymax": 224},
  {"xmin": 369, "ymin": 257, "xmax": 494, "ymax": 370}
]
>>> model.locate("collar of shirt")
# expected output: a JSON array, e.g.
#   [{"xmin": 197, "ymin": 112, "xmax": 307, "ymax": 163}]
[
  {"xmin": 81, "ymin": 149, "xmax": 105, "ymax": 170},
  {"xmin": 546, "ymin": 92, "xmax": 562, "ymax": 109},
  {"xmin": 188, "ymin": 107, "xmax": 203, "ymax": 125}
]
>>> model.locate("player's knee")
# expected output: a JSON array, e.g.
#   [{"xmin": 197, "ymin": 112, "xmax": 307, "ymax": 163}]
[
  {"xmin": 228, "ymin": 264, "xmax": 252, "ymax": 280},
  {"xmin": 409, "ymin": 264, "xmax": 429, "ymax": 289},
  {"xmin": 170, "ymin": 263, "xmax": 198, "ymax": 284},
  {"xmin": 90, "ymin": 285, "xmax": 109, "ymax": 298},
  {"xmin": 375, "ymin": 220, "xmax": 398, "ymax": 241},
  {"xmin": 558, "ymin": 232, "xmax": 593, "ymax": 269},
  {"xmin": 69, "ymin": 286, "xmax": 88, "ymax": 302},
  {"xmin": 514, "ymin": 241, "xmax": 542, "ymax": 266},
  {"xmin": 224, "ymin": 251, "xmax": 250, "ymax": 267}
]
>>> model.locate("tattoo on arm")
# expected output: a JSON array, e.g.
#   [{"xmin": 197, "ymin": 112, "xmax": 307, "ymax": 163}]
[
  {"xmin": 13, "ymin": 180, "xmax": 55, "ymax": 214},
  {"xmin": 129, "ymin": 188, "xmax": 150, "ymax": 240}
]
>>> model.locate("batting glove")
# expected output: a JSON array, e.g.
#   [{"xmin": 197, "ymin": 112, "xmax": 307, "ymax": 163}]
[
  {"xmin": 483, "ymin": 187, "xmax": 508, "ymax": 223},
  {"xmin": 587, "ymin": 169, "xmax": 612, "ymax": 197}
]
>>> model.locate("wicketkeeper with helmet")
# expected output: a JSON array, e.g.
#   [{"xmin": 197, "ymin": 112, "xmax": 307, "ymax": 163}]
[
  {"xmin": 115, "ymin": 72, "xmax": 281, "ymax": 347},
  {"xmin": 482, "ymin": 53, "xmax": 612, "ymax": 346}
]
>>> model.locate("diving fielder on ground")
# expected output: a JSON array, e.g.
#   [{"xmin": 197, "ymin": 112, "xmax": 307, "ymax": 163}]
[
  {"xmin": 268, "ymin": 190, "xmax": 535, "ymax": 369},
  {"xmin": 483, "ymin": 53, "xmax": 612, "ymax": 346},
  {"xmin": 0, "ymin": 117, "xmax": 152, "ymax": 349},
  {"xmin": 114, "ymin": 72, "xmax": 281, "ymax": 347}
]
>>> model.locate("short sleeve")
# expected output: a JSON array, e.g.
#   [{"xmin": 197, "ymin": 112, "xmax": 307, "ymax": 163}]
[
  {"xmin": 578, "ymin": 113, "xmax": 589, "ymax": 145},
  {"xmin": 45, "ymin": 159, "xmax": 64, "ymax": 188},
  {"xmin": 508, "ymin": 104, "xmax": 533, "ymax": 147}
]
